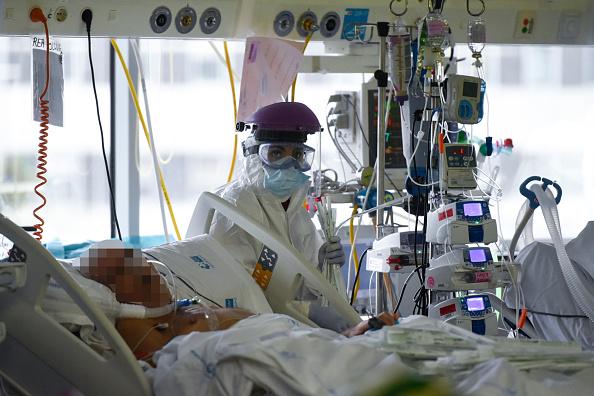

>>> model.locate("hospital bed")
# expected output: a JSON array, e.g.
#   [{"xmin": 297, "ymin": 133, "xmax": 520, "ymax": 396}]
[
  {"xmin": 2, "ymin": 193, "xmax": 594, "ymax": 395},
  {"xmin": 0, "ymin": 191, "xmax": 359, "ymax": 395},
  {"xmin": 0, "ymin": 212, "xmax": 152, "ymax": 396},
  {"xmin": 186, "ymin": 191, "xmax": 362, "ymax": 328}
]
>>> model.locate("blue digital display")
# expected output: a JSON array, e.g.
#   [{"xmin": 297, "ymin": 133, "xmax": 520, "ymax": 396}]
[
  {"xmin": 469, "ymin": 249, "xmax": 487, "ymax": 263},
  {"xmin": 463, "ymin": 202, "xmax": 483, "ymax": 217},
  {"xmin": 467, "ymin": 297, "xmax": 485, "ymax": 311}
]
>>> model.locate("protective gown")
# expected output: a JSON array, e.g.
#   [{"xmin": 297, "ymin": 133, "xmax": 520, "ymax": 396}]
[{"xmin": 209, "ymin": 155, "xmax": 325, "ymax": 296}]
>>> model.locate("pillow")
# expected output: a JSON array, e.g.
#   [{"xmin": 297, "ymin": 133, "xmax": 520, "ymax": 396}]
[
  {"xmin": 42, "ymin": 258, "xmax": 116, "ymax": 355},
  {"xmin": 143, "ymin": 234, "xmax": 272, "ymax": 314}
]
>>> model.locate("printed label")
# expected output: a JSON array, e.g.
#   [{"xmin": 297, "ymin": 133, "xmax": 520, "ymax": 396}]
[
  {"xmin": 190, "ymin": 255, "xmax": 215, "ymax": 269},
  {"xmin": 225, "ymin": 298, "xmax": 237, "ymax": 308},
  {"xmin": 342, "ymin": 8, "xmax": 369, "ymax": 40},
  {"xmin": 248, "ymin": 41, "xmax": 259, "ymax": 63},
  {"xmin": 252, "ymin": 245, "xmax": 278, "ymax": 290}
]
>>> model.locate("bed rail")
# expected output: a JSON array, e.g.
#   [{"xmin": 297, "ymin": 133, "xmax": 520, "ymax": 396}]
[
  {"xmin": 0, "ymin": 213, "xmax": 152, "ymax": 396},
  {"xmin": 186, "ymin": 192, "xmax": 362, "ymax": 328}
]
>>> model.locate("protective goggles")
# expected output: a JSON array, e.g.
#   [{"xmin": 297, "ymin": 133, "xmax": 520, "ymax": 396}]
[{"xmin": 258, "ymin": 143, "xmax": 315, "ymax": 172}]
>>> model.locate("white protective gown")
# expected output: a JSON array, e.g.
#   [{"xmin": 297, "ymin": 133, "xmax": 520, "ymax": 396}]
[{"xmin": 209, "ymin": 155, "xmax": 325, "ymax": 298}]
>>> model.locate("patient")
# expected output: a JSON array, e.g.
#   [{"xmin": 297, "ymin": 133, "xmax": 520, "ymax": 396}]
[
  {"xmin": 79, "ymin": 241, "xmax": 399, "ymax": 364},
  {"xmin": 116, "ymin": 306, "xmax": 399, "ymax": 365}
]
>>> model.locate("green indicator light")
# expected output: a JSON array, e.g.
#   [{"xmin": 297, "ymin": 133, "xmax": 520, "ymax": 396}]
[{"xmin": 522, "ymin": 27, "xmax": 528, "ymax": 33}]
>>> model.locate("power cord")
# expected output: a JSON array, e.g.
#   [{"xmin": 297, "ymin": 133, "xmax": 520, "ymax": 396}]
[
  {"xmin": 30, "ymin": 8, "xmax": 50, "ymax": 242},
  {"xmin": 82, "ymin": 9, "xmax": 122, "ymax": 240}
]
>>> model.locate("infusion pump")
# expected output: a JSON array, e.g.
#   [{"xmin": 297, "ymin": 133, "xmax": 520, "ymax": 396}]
[
  {"xmin": 426, "ymin": 200, "xmax": 497, "ymax": 245},
  {"xmin": 443, "ymin": 75, "xmax": 485, "ymax": 125},
  {"xmin": 440, "ymin": 143, "xmax": 478, "ymax": 191},
  {"xmin": 429, "ymin": 295, "xmax": 497, "ymax": 336}
]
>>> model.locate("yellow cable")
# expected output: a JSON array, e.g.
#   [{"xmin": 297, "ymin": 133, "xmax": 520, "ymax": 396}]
[
  {"xmin": 224, "ymin": 41, "xmax": 239, "ymax": 183},
  {"xmin": 110, "ymin": 38, "xmax": 182, "ymax": 241},
  {"xmin": 290, "ymin": 34, "xmax": 312, "ymax": 102},
  {"xmin": 349, "ymin": 205, "xmax": 361, "ymax": 301},
  {"xmin": 383, "ymin": 273, "xmax": 396, "ymax": 310}
]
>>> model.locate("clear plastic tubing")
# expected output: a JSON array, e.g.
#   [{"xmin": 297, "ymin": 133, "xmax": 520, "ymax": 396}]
[{"xmin": 531, "ymin": 185, "xmax": 594, "ymax": 321}]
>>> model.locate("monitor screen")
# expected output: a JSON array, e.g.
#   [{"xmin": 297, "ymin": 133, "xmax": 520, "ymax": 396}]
[
  {"xmin": 359, "ymin": 80, "xmax": 409, "ymax": 190},
  {"xmin": 463, "ymin": 202, "xmax": 483, "ymax": 217},
  {"xmin": 462, "ymin": 81, "xmax": 479, "ymax": 98},
  {"xmin": 406, "ymin": 232, "xmax": 423, "ymax": 246},
  {"xmin": 466, "ymin": 297, "xmax": 485, "ymax": 311},
  {"xmin": 468, "ymin": 248, "xmax": 487, "ymax": 263},
  {"xmin": 366, "ymin": 90, "xmax": 407, "ymax": 171}
]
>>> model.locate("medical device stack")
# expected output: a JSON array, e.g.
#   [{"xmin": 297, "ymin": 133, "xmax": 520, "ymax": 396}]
[{"xmin": 425, "ymin": 194, "xmax": 520, "ymax": 335}]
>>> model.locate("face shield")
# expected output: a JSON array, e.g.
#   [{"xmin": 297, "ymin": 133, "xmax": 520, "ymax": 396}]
[{"xmin": 258, "ymin": 142, "xmax": 315, "ymax": 172}]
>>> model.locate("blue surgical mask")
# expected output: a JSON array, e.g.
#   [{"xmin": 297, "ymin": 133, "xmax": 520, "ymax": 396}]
[{"xmin": 263, "ymin": 165, "xmax": 310, "ymax": 197}]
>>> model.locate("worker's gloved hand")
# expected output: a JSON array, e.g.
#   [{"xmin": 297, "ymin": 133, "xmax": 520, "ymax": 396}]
[
  {"xmin": 308, "ymin": 303, "xmax": 350, "ymax": 333},
  {"xmin": 317, "ymin": 236, "xmax": 346, "ymax": 269}
]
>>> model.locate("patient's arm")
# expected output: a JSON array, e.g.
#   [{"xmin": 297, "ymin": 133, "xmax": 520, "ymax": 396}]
[{"xmin": 340, "ymin": 311, "xmax": 400, "ymax": 338}]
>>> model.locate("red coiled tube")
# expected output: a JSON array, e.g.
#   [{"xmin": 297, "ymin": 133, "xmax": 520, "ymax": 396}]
[{"xmin": 30, "ymin": 8, "xmax": 50, "ymax": 242}]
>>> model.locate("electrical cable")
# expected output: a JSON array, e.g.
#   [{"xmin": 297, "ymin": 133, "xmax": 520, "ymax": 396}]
[
  {"xmin": 132, "ymin": 322, "xmax": 168, "ymax": 353},
  {"xmin": 393, "ymin": 266, "xmax": 422, "ymax": 314},
  {"xmin": 129, "ymin": 39, "xmax": 175, "ymax": 243},
  {"xmin": 325, "ymin": 107, "xmax": 358, "ymax": 172},
  {"xmin": 350, "ymin": 247, "xmax": 369, "ymax": 305},
  {"xmin": 348, "ymin": 205, "xmax": 361, "ymax": 302},
  {"xmin": 383, "ymin": 273, "xmax": 396, "ymax": 310},
  {"xmin": 142, "ymin": 251, "xmax": 223, "ymax": 308},
  {"xmin": 208, "ymin": 41, "xmax": 242, "ymax": 82},
  {"xmin": 345, "ymin": 164, "xmax": 377, "ymax": 291},
  {"xmin": 291, "ymin": 34, "xmax": 313, "ymax": 102},
  {"xmin": 30, "ymin": 8, "xmax": 50, "ymax": 242},
  {"xmin": 82, "ymin": 9, "xmax": 122, "ymax": 241},
  {"xmin": 344, "ymin": 94, "xmax": 369, "ymax": 148},
  {"xmin": 110, "ymin": 38, "xmax": 182, "ymax": 241},
  {"xmin": 224, "ymin": 41, "xmax": 239, "ymax": 183}
]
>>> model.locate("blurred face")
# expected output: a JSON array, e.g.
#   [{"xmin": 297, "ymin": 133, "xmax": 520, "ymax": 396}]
[{"xmin": 80, "ymin": 247, "xmax": 172, "ymax": 308}]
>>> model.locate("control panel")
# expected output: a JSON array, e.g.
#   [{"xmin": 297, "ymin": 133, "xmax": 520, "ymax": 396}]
[{"xmin": 440, "ymin": 143, "xmax": 478, "ymax": 190}]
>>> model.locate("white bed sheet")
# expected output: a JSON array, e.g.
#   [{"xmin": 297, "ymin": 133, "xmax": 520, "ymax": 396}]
[
  {"xmin": 147, "ymin": 313, "xmax": 406, "ymax": 396},
  {"xmin": 145, "ymin": 314, "xmax": 594, "ymax": 396}
]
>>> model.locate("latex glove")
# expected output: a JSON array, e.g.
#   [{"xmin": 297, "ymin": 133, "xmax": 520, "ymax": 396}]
[
  {"xmin": 308, "ymin": 303, "xmax": 350, "ymax": 333},
  {"xmin": 317, "ymin": 236, "xmax": 346, "ymax": 269}
]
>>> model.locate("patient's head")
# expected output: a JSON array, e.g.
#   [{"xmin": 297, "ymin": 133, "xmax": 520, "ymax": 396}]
[{"xmin": 78, "ymin": 240, "xmax": 171, "ymax": 308}]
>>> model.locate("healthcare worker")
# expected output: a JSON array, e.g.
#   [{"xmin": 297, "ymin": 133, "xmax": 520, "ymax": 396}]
[{"xmin": 209, "ymin": 101, "xmax": 347, "ymax": 331}]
